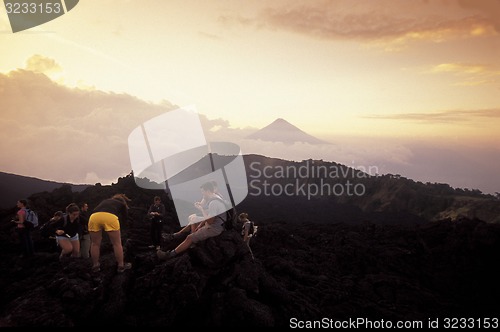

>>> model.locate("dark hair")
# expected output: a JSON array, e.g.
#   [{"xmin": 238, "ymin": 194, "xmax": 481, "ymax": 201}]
[
  {"xmin": 154, "ymin": 196, "xmax": 161, "ymax": 201},
  {"xmin": 200, "ymin": 181, "xmax": 215, "ymax": 193},
  {"xmin": 112, "ymin": 193, "xmax": 131, "ymax": 209},
  {"xmin": 19, "ymin": 199, "xmax": 28, "ymax": 207},
  {"xmin": 239, "ymin": 212, "xmax": 249, "ymax": 220},
  {"xmin": 66, "ymin": 203, "xmax": 80, "ymax": 214},
  {"xmin": 53, "ymin": 210, "xmax": 64, "ymax": 217}
]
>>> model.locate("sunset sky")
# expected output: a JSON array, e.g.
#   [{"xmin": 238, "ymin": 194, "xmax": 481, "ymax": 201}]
[{"xmin": 1, "ymin": 0, "xmax": 499, "ymax": 194}]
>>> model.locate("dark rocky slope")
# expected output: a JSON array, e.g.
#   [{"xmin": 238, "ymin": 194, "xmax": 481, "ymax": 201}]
[{"xmin": 0, "ymin": 215, "xmax": 499, "ymax": 327}]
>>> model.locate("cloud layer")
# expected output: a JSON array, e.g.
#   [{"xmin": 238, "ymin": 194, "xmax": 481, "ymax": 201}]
[
  {"xmin": 0, "ymin": 64, "xmax": 175, "ymax": 184},
  {"xmin": 1, "ymin": 57, "xmax": 499, "ymax": 194},
  {"xmin": 222, "ymin": 0, "xmax": 499, "ymax": 50}
]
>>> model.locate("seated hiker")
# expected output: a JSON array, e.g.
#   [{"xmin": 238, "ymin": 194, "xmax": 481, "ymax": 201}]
[
  {"xmin": 157, "ymin": 181, "xmax": 226, "ymax": 260},
  {"xmin": 54, "ymin": 203, "xmax": 82, "ymax": 260},
  {"xmin": 169, "ymin": 180, "xmax": 224, "ymax": 239}
]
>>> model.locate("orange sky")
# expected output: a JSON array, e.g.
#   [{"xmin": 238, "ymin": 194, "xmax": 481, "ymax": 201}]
[{"xmin": 1, "ymin": 0, "xmax": 499, "ymax": 193}]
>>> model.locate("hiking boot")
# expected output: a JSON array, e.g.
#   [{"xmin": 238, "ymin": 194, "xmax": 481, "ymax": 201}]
[
  {"xmin": 91, "ymin": 264, "xmax": 100, "ymax": 273},
  {"xmin": 157, "ymin": 249, "xmax": 175, "ymax": 261},
  {"xmin": 162, "ymin": 233, "xmax": 175, "ymax": 241},
  {"xmin": 117, "ymin": 262, "xmax": 132, "ymax": 273}
]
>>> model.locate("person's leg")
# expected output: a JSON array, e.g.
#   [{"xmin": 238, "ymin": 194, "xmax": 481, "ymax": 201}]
[
  {"xmin": 174, "ymin": 223, "xmax": 192, "ymax": 236},
  {"xmin": 18, "ymin": 229, "xmax": 28, "ymax": 256},
  {"xmin": 90, "ymin": 231, "xmax": 102, "ymax": 268},
  {"xmin": 247, "ymin": 237, "xmax": 254, "ymax": 260},
  {"xmin": 80, "ymin": 234, "xmax": 91, "ymax": 258},
  {"xmin": 173, "ymin": 225, "xmax": 219, "ymax": 255},
  {"xmin": 26, "ymin": 229, "xmax": 34, "ymax": 256},
  {"xmin": 150, "ymin": 222, "xmax": 156, "ymax": 245},
  {"xmin": 174, "ymin": 235, "xmax": 193, "ymax": 254},
  {"xmin": 151, "ymin": 222, "xmax": 161, "ymax": 247},
  {"xmin": 107, "ymin": 230, "xmax": 125, "ymax": 267},
  {"xmin": 58, "ymin": 239, "xmax": 73, "ymax": 258},
  {"xmin": 155, "ymin": 222, "xmax": 162, "ymax": 245},
  {"xmin": 71, "ymin": 239, "xmax": 81, "ymax": 257}
]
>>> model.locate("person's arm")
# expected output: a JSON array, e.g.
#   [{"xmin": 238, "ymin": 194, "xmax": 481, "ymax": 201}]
[
  {"xmin": 195, "ymin": 217, "xmax": 214, "ymax": 230},
  {"xmin": 243, "ymin": 222, "xmax": 250, "ymax": 242},
  {"xmin": 159, "ymin": 204, "xmax": 166, "ymax": 217},
  {"xmin": 194, "ymin": 197, "xmax": 206, "ymax": 212},
  {"xmin": 54, "ymin": 219, "xmax": 65, "ymax": 236}
]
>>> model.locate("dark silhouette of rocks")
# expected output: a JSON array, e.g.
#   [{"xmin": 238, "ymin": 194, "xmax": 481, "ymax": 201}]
[{"xmin": 1, "ymin": 173, "xmax": 499, "ymax": 326}]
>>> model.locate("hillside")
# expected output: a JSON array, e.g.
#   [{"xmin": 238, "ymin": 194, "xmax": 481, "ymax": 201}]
[
  {"xmin": 240, "ymin": 154, "xmax": 500, "ymax": 224},
  {"xmin": 0, "ymin": 171, "xmax": 90, "ymax": 209}
]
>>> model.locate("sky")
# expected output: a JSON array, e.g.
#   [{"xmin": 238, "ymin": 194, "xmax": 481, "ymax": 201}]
[{"xmin": 1, "ymin": 0, "xmax": 499, "ymax": 194}]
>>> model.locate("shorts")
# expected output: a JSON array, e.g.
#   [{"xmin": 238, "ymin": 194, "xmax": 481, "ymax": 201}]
[
  {"xmin": 187, "ymin": 214, "xmax": 204, "ymax": 226},
  {"xmin": 88, "ymin": 212, "xmax": 120, "ymax": 232},
  {"xmin": 56, "ymin": 233, "xmax": 79, "ymax": 245},
  {"xmin": 189, "ymin": 223, "xmax": 224, "ymax": 243}
]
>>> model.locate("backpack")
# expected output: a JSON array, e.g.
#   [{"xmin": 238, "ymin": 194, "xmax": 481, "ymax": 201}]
[
  {"xmin": 210, "ymin": 196, "xmax": 237, "ymax": 230},
  {"xmin": 242, "ymin": 220, "xmax": 257, "ymax": 237},
  {"xmin": 39, "ymin": 220, "xmax": 56, "ymax": 238},
  {"xmin": 247, "ymin": 220, "xmax": 255, "ymax": 235},
  {"xmin": 24, "ymin": 208, "xmax": 39, "ymax": 228}
]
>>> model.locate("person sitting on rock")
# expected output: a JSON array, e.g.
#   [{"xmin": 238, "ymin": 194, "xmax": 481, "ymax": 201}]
[
  {"xmin": 157, "ymin": 181, "xmax": 226, "ymax": 260},
  {"xmin": 168, "ymin": 180, "xmax": 223, "ymax": 240}
]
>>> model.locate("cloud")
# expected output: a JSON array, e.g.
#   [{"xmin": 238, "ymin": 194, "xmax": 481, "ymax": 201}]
[
  {"xmin": 0, "ymin": 68, "xmax": 175, "ymax": 184},
  {"xmin": 25, "ymin": 54, "xmax": 62, "ymax": 74},
  {"xmin": 363, "ymin": 108, "xmax": 500, "ymax": 123},
  {"xmin": 457, "ymin": 0, "xmax": 500, "ymax": 32},
  {"xmin": 225, "ymin": 0, "xmax": 498, "ymax": 50},
  {"xmin": 428, "ymin": 62, "xmax": 500, "ymax": 87}
]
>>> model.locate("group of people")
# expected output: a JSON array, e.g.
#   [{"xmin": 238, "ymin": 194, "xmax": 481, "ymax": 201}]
[
  {"xmin": 13, "ymin": 181, "xmax": 257, "ymax": 271},
  {"xmin": 13, "ymin": 194, "xmax": 133, "ymax": 273}
]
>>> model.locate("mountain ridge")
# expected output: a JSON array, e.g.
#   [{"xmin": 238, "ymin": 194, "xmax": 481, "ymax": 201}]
[
  {"xmin": 0, "ymin": 171, "xmax": 90, "ymax": 209},
  {"xmin": 246, "ymin": 118, "xmax": 330, "ymax": 145}
]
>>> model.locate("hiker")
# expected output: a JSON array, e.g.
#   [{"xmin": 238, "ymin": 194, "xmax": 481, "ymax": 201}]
[
  {"xmin": 79, "ymin": 202, "xmax": 91, "ymax": 258},
  {"xmin": 54, "ymin": 203, "xmax": 81, "ymax": 260},
  {"xmin": 157, "ymin": 181, "xmax": 226, "ymax": 260},
  {"xmin": 147, "ymin": 196, "xmax": 165, "ymax": 250},
  {"xmin": 13, "ymin": 199, "xmax": 35, "ymax": 257},
  {"xmin": 239, "ymin": 212, "xmax": 255, "ymax": 260},
  {"xmin": 40, "ymin": 210, "xmax": 63, "ymax": 239},
  {"xmin": 88, "ymin": 194, "xmax": 132, "ymax": 273},
  {"xmin": 170, "ymin": 180, "xmax": 223, "ymax": 239},
  {"xmin": 38, "ymin": 210, "xmax": 63, "ymax": 252}
]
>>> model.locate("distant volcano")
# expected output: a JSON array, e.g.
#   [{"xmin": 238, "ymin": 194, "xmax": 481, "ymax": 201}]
[{"xmin": 246, "ymin": 118, "xmax": 329, "ymax": 145}]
